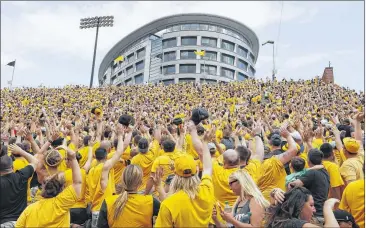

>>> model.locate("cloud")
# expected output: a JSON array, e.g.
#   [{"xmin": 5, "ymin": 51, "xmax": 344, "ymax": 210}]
[
  {"xmin": 283, "ymin": 53, "xmax": 329, "ymax": 69},
  {"xmin": 298, "ymin": 8, "xmax": 319, "ymax": 24},
  {"xmin": 334, "ymin": 50, "xmax": 357, "ymax": 55}
]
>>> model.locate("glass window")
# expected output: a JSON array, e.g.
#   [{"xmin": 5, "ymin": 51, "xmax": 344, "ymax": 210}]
[
  {"xmin": 173, "ymin": 25, "xmax": 180, "ymax": 31},
  {"xmin": 237, "ymin": 59, "xmax": 248, "ymax": 71},
  {"xmin": 163, "ymin": 65, "xmax": 175, "ymax": 75},
  {"xmin": 221, "ymin": 67, "xmax": 235, "ymax": 78},
  {"xmin": 249, "ymin": 53, "xmax": 255, "ymax": 63},
  {"xmin": 221, "ymin": 53, "xmax": 235, "ymax": 65},
  {"xmin": 111, "ymin": 75, "xmax": 117, "ymax": 84},
  {"xmin": 135, "ymin": 74, "xmax": 143, "ymax": 84},
  {"xmin": 179, "ymin": 78, "xmax": 196, "ymax": 83},
  {"xmin": 116, "ymin": 83, "xmax": 122, "ymax": 87},
  {"xmin": 200, "ymin": 65, "xmax": 217, "ymax": 75},
  {"xmin": 202, "ymin": 51, "xmax": 217, "ymax": 61},
  {"xmin": 191, "ymin": 24, "xmax": 199, "ymax": 30},
  {"xmin": 163, "ymin": 51, "xmax": 176, "ymax": 62},
  {"xmin": 201, "ymin": 37, "xmax": 217, "ymax": 47},
  {"xmin": 200, "ymin": 24, "xmax": 208, "ymax": 30},
  {"xmin": 208, "ymin": 25, "xmax": 216, "ymax": 31},
  {"xmin": 163, "ymin": 79, "xmax": 174, "ymax": 85},
  {"xmin": 221, "ymin": 40, "xmax": 235, "ymax": 52},
  {"xmin": 136, "ymin": 61, "xmax": 144, "ymax": 71},
  {"xmin": 103, "ymin": 75, "xmax": 107, "ymax": 80},
  {"xmin": 217, "ymin": 27, "xmax": 224, "ymax": 33},
  {"xmin": 117, "ymin": 71, "xmax": 122, "ymax": 76},
  {"xmin": 181, "ymin": 24, "xmax": 190, "ymax": 30},
  {"xmin": 238, "ymin": 72, "xmax": 248, "ymax": 81},
  {"xmin": 179, "ymin": 64, "xmax": 196, "ymax": 74},
  {"xmin": 249, "ymin": 66, "xmax": 256, "ymax": 75},
  {"xmin": 127, "ymin": 53, "xmax": 135, "ymax": 63},
  {"xmin": 126, "ymin": 66, "xmax": 134, "ymax": 75},
  {"xmin": 237, "ymin": 46, "xmax": 248, "ymax": 58},
  {"xmin": 181, "ymin": 37, "xmax": 197, "ymax": 46},
  {"xmin": 180, "ymin": 50, "xmax": 196, "ymax": 59},
  {"xmin": 162, "ymin": 38, "xmax": 177, "ymax": 49},
  {"xmin": 137, "ymin": 48, "xmax": 145, "ymax": 59},
  {"xmin": 125, "ymin": 78, "xmax": 132, "ymax": 85}
]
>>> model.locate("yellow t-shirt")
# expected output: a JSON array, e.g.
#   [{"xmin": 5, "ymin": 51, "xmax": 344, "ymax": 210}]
[
  {"xmin": 87, "ymin": 163, "xmax": 115, "ymax": 212},
  {"xmin": 257, "ymin": 157, "xmax": 286, "ymax": 201},
  {"xmin": 185, "ymin": 134, "xmax": 199, "ymax": 159},
  {"xmin": 106, "ymin": 147, "xmax": 130, "ymax": 185},
  {"xmin": 155, "ymin": 174, "xmax": 214, "ymax": 227},
  {"xmin": 151, "ymin": 151, "xmax": 182, "ymax": 182},
  {"xmin": 243, "ymin": 159, "xmax": 262, "ymax": 184},
  {"xmin": 312, "ymin": 138, "xmax": 323, "ymax": 149},
  {"xmin": 13, "ymin": 157, "xmax": 32, "ymax": 203},
  {"xmin": 339, "ymin": 155, "xmax": 364, "ymax": 183},
  {"xmin": 131, "ymin": 151, "xmax": 155, "ymax": 192},
  {"xmin": 15, "ymin": 186, "xmax": 78, "ymax": 227},
  {"xmin": 104, "ymin": 194, "xmax": 154, "ymax": 227},
  {"xmin": 322, "ymin": 160, "xmax": 344, "ymax": 188},
  {"xmin": 339, "ymin": 179, "xmax": 365, "ymax": 228},
  {"xmin": 64, "ymin": 168, "xmax": 87, "ymax": 208},
  {"xmin": 212, "ymin": 162, "xmax": 238, "ymax": 207},
  {"xmin": 77, "ymin": 146, "xmax": 89, "ymax": 168}
]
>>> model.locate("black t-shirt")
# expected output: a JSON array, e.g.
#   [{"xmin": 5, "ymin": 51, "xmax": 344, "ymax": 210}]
[
  {"xmin": 0, "ymin": 165, "xmax": 34, "ymax": 223},
  {"xmin": 299, "ymin": 169, "xmax": 330, "ymax": 217}
]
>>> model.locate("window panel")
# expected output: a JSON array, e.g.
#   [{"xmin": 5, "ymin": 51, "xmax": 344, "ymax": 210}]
[
  {"xmin": 200, "ymin": 24, "xmax": 208, "ymax": 30},
  {"xmin": 180, "ymin": 50, "xmax": 196, "ymax": 59},
  {"xmin": 221, "ymin": 54, "xmax": 234, "ymax": 65},
  {"xmin": 163, "ymin": 79, "xmax": 174, "ymax": 85},
  {"xmin": 126, "ymin": 66, "xmax": 134, "ymax": 75},
  {"xmin": 201, "ymin": 37, "xmax": 217, "ymax": 47},
  {"xmin": 202, "ymin": 51, "xmax": 217, "ymax": 61},
  {"xmin": 137, "ymin": 48, "xmax": 146, "ymax": 59},
  {"xmin": 237, "ymin": 59, "xmax": 248, "ymax": 71},
  {"xmin": 173, "ymin": 25, "xmax": 180, "ymax": 31},
  {"xmin": 238, "ymin": 72, "xmax": 248, "ymax": 81},
  {"xmin": 249, "ymin": 53, "xmax": 255, "ymax": 63},
  {"xmin": 208, "ymin": 25, "xmax": 216, "ymax": 31},
  {"xmin": 200, "ymin": 65, "xmax": 217, "ymax": 75},
  {"xmin": 127, "ymin": 53, "xmax": 135, "ymax": 63},
  {"xmin": 179, "ymin": 64, "xmax": 196, "ymax": 74},
  {"xmin": 181, "ymin": 24, "xmax": 190, "ymax": 30},
  {"xmin": 136, "ymin": 61, "xmax": 144, "ymax": 71},
  {"xmin": 221, "ymin": 67, "xmax": 234, "ymax": 78},
  {"xmin": 135, "ymin": 74, "xmax": 143, "ymax": 84},
  {"xmin": 221, "ymin": 40, "xmax": 235, "ymax": 51},
  {"xmin": 237, "ymin": 46, "xmax": 248, "ymax": 58},
  {"xmin": 162, "ymin": 38, "xmax": 177, "ymax": 49},
  {"xmin": 163, "ymin": 51, "xmax": 176, "ymax": 62},
  {"xmin": 163, "ymin": 65, "xmax": 175, "ymax": 75},
  {"xmin": 191, "ymin": 24, "xmax": 199, "ymax": 30},
  {"xmin": 181, "ymin": 37, "xmax": 197, "ymax": 46}
]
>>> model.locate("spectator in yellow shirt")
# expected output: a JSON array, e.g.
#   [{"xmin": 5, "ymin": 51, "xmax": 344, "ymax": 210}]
[
  {"xmin": 339, "ymin": 138, "xmax": 364, "ymax": 185},
  {"xmin": 155, "ymin": 121, "xmax": 214, "ymax": 227},
  {"xmin": 15, "ymin": 145, "xmax": 82, "ymax": 228}
]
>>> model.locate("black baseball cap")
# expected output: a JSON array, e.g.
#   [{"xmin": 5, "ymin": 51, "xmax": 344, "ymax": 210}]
[
  {"xmin": 138, "ymin": 138, "xmax": 149, "ymax": 153},
  {"xmin": 118, "ymin": 114, "xmax": 135, "ymax": 127},
  {"xmin": 191, "ymin": 108, "xmax": 209, "ymax": 125},
  {"xmin": 162, "ymin": 139, "xmax": 175, "ymax": 153},
  {"xmin": 333, "ymin": 210, "xmax": 355, "ymax": 223},
  {"xmin": 270, "ymin": 134, "xmax": 282, "ymax": 146}
]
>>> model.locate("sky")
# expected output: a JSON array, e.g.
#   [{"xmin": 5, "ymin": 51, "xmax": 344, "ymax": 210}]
[{"xmin": 1, "ymin": 1, "xmax": 365, "ymax": 91}]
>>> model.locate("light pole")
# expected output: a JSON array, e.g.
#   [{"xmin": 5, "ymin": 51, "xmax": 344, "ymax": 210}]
[
  {"xmin": 80, "ymin": 16, "xmax": 114, "ymax": 88},
  {"xmin": 262, "ymin": 40, "xmax": 275, "ymax": 81}
]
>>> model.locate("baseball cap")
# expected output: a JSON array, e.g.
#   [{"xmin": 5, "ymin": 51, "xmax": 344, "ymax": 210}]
[
  {"xmin": 165, "ymin": 174, "xmax": 175, "ymax": 185},
  {"xmin": 162, "ymin": 139, "xmax": 175, "ymax": 153},
  {"xmin": 138, "ymin": 138, "xmax": 149, "ymax": 153},
  {"xmin": 191, "ymin": 108, "xmax": 209, "ymax": 125},
  {"xmin": 0, "ymin": 155, "xmax": 13, "ymax": 172},
  {"xmin": 118, "ymin": 114, "xmax": 135, "ymax": 127},
  {"xmin": 333, "ymin": 210, "xmax": 354, "ymax": 222},
  {"xmin": 208, "ymin": 142, "xmax": 216, "ymax": 151},
  {"xmin": 343, "ymin": 137, "xmax": 360, "ymax": 153},
  {"xmin": 91, "ymin": 107, "xmax": 102, "ymax": 116},
  {"xmin": 270, "ymin": 134, "xmax": 282, "ymax": 146},
  {"xmin": 174, "ymin": 155, "xmax": 197, "ymax": 177}
]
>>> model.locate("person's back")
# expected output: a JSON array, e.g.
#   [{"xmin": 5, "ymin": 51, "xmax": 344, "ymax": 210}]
[
  {"xmin": 15, "ymin": 185, "xmax": 78, "ymax": 227},
  {"xmin": 0, "ymin": 164, "xmax": 34, "ymax": 224}
]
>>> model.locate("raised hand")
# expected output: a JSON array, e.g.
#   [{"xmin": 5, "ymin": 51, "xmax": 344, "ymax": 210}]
[{"xmin": 9, "ymin": 144, "xmax": 24, "ymax": 156}]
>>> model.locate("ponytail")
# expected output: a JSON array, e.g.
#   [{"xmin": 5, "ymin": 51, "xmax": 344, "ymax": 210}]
[{"xmin": 113, "ymin": 190, "xmax": 128, "ymax": 220}]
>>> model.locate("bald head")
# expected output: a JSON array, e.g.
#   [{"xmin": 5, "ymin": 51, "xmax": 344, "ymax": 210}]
[
  {"xmin": 223, "ymin": 149, "xmax": 239, "ymax": 167},
  {"xmin": 100, "ymin": 140, "xmax": 112, "ymax": 152}
]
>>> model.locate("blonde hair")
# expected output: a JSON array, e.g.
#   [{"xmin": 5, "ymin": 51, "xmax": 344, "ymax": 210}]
[
  {"xmin": 113, "ymin": 165, "xmax": 142, "ymax": 220},
  {"xmin": 169, "ymin": 174, "xmax": 201, "ymax": 199},
  {"xmin": 229, "ymin": 170, "xmax": 270, "ymax": 209}
]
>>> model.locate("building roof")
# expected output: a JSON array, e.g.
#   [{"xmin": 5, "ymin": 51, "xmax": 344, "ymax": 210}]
[{"xmin": 98, "ymin": 13, "xmax": 260, "ymax": 80}]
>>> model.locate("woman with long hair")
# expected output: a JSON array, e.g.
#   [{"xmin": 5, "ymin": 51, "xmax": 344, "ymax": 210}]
[
  {"xmin": 15, "ymin": 146, "xmax": 82, "ymax": 227},
  {"xmin": 97, "ymin": 165, "xmax": 161, "ymax": 228},
  {"xmin": 213, "ymin": 169, "xmax": 270, "ymax": 227},
  {"xmin": 265, "ymin": 187, "xmax": 340, "ymax": 228}
]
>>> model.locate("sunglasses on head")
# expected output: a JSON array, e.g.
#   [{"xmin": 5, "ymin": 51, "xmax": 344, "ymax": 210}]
[{"xmin": 229, "ymin": 179, "xmax": 238, "ymax": 186}]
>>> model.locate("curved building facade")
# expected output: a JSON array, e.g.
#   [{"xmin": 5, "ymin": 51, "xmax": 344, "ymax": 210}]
[{"xmin": 98, "ymin": 13, "xmax": 259, "ymax": 86}]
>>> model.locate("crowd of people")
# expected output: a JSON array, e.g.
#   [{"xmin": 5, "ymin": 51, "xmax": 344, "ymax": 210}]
[{"xmin": 0, "ymin": 77, "xmax": 364, "ymax": 228}]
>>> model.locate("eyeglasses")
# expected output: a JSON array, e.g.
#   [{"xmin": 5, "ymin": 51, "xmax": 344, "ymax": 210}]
[{"xmin": 229, "ymin": 179, "xmax": 238, "ymax": 186}]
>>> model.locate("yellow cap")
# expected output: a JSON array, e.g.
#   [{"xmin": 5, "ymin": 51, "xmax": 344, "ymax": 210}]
[
  {"xmin": 343, "ymin": 137, "xmax": 360, "ymax": 154},
  {"xmin": 174, "ymin": 155, "xmax": 197, "ymax": 177}
]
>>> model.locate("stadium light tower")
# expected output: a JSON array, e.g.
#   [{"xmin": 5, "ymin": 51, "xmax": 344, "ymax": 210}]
[
  {"xmin": 262, "ymin": 40, "xmax": 276, "ymax": 81},
  {"xmin": 80, "ymin": 16, "xmax": 114, "ymax": 88}
]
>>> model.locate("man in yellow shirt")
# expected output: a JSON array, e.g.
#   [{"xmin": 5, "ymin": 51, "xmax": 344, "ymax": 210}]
[
  {"xmin": 339, "ymin": 137, "xmax": 364, "ymax": 185},
  {"xmin": 155, "ymin": 120, "xmax": 214, "ymax": 227},
  {"xmin": 339, "ymin": 173, "xmax": 364, "ymax": 228},
  {"xmin": 320, "ymin": 142, "xmax": 344, "ymax": 200}
]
